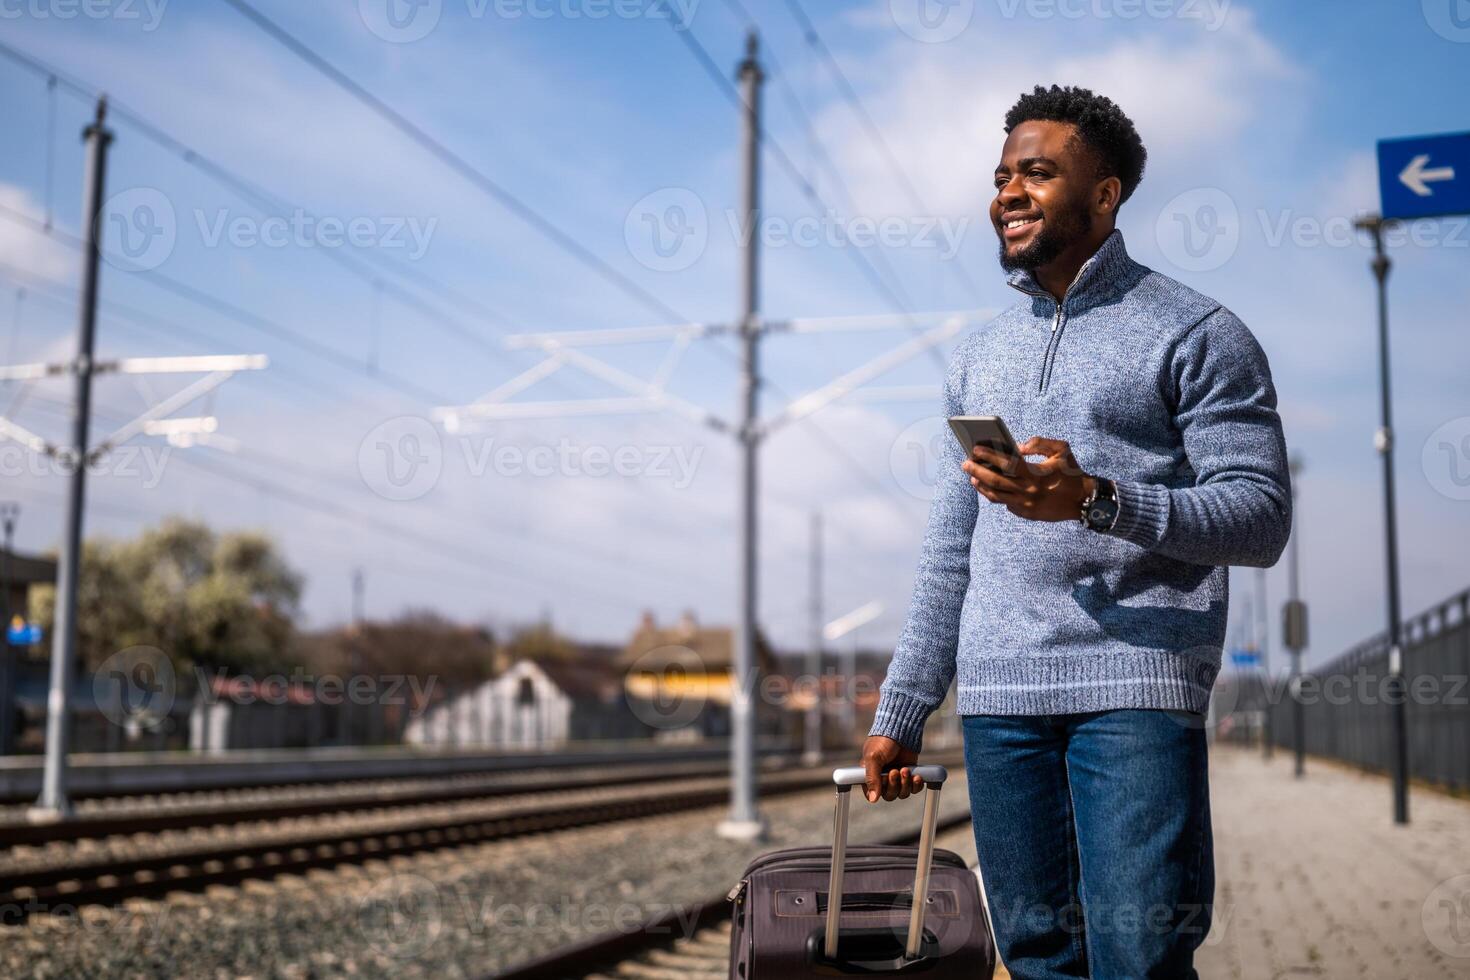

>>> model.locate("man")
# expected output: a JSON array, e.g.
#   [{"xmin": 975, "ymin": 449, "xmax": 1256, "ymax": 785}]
[{"xmin": 860, "ymin": 85, "xmax": 1291, "ymax": 979}]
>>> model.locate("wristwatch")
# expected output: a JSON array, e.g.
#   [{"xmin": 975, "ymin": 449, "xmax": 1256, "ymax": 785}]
[{"xmin": 1079, "ymin": 476, "xmax": 1120, "ymax": 532}]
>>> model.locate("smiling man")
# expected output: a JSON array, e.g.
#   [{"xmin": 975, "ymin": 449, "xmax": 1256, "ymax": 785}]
[{"xmin": 860, "ymin": 85, "xmax": 1291, "ymax": 978}]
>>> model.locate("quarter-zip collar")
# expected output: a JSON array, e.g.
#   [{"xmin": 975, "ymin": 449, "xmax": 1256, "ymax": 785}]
[{"xmin": 1004, "ymin": 227, "xmax": 1137, "ymax": 314}]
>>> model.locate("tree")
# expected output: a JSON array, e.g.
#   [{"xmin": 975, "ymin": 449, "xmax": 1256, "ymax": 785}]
[
  {"xmin": 500, "ymin": 621, "xmax": 579, "ymax": 666},
  {"xmin": 31, "ymin": 517, "xmax": 303, "ymax": 675},
  {"xmin": 300, "ymin": 610, "xmax": 498, "ymax": 686}
]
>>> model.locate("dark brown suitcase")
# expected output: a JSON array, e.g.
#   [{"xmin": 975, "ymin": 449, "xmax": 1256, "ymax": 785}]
[{"xmin": 727, "ymin": 765, "xmax": 995, "ymax": 977}]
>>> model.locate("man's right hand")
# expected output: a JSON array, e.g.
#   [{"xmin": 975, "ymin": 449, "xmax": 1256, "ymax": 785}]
[{"xmin": 861, "ymin": 735, "xmax": 923, "ymax": 803}]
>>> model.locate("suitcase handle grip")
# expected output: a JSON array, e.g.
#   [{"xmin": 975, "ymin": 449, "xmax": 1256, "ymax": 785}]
[
  {"xmin": 831, "ymin": 764, "xmax": 948, "ymax": 787},
  {"xmin": 824, "ymin": 765, "xmax": 946, "ymax": 963}
]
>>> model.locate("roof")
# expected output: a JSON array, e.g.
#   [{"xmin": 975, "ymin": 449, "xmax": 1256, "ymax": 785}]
[
  {"xmin": 617, "ymin": 611, "xmax": 776, "ymax": 673},
  {"xmin": 526, "ymin": 656, "xmax": 625, "ymax": 701},
  {"xmin": 0, "ymin": 550, "xmax": 58, "ymax": 586}
]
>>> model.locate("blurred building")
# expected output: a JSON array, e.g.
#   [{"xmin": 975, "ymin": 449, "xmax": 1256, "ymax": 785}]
[
  {"xmin": 617, "ymin": 609, "xmax": 785, "ymax": 742},
  {"xmin": 0, "ymin": 547, "xmax": 55, "ymax": 625},
  {"xmin": 404, "ymin": 655, "xmax": 643, "ymax": 749},
  {"xmin": 0, "ymin": 547, "xmax": 57, "ymax": 755}
]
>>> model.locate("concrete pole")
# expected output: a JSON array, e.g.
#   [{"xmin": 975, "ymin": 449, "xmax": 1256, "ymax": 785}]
[
  {"xmin": 718, "ymin": 32, "xmax": 767, "ymax": 841},
  {"xmin": 1286, "ymin": 456, "xmax": 1305, "ymax": 778},
  {"xmin": 804, "ymin": 512, "xmax": 822, "ymax": 766},
  {"xmin": 33, "ymin": 97, "xmax": 111, "ymax": 821},
  {"xmin": 0, "ymin": 503, "xmax": 17, "ymax": 756}
]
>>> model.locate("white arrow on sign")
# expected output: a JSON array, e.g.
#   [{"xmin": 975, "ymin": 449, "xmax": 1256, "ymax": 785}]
[{"xmin": 1399, "ymin": 154, "xmax": 1456, "ymax": 197}]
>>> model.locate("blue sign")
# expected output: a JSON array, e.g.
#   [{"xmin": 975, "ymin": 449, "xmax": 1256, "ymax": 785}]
[
  {"xmin": 1229, "ymin": 650, "xmax": 1261, "ymax": 669},
  {"xmin": 1377, "ymin": 131, "xmax": 1470, "ymax": 221},
  {"xmin": 7, "ymin": 620, "xmax": 41, "ymax": 646}
]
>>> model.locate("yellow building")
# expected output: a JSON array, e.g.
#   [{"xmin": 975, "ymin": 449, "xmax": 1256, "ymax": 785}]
[{"xmin": 618, "ymin": 610, "xmax": 779, "ymax": 738}]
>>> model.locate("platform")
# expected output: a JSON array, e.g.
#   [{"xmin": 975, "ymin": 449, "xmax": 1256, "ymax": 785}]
[{"xmin": 1195, "ymin": 746, "xmax": 1469, "ymax": 978}]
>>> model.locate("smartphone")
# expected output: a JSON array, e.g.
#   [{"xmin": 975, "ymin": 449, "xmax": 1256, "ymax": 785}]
[{"xmin": 948, "ymin": 415, "xmax": 1020, "ymax": 472}]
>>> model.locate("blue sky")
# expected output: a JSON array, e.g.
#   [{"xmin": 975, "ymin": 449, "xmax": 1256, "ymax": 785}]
[{"xmin": 0, "ymin": 0, "xmax": 1467, "ymax": 672}]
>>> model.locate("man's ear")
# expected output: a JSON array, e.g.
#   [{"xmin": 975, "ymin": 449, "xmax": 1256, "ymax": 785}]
[{"xmin": 1095, "ymin": 176, "xmax": 1122, "ymax": 217}]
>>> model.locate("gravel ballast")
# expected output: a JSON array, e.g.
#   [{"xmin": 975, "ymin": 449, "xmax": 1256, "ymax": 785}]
[{"xmin": 0, "ymin": 775, "xmax": 976, "ymax": 979}]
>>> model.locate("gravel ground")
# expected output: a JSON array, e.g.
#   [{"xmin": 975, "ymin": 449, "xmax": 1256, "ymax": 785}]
[{"xmin": 0, "ymin": 774, "xmax": 976, "ymax": 979}]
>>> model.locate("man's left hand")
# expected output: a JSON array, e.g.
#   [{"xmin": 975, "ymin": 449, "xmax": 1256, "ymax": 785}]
[{"xmin": 962, "ymin": 436, "xmax": 1095, "ymax": 522}]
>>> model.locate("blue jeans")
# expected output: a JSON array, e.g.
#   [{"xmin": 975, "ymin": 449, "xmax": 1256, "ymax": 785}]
[{"xmin": 961, "ymin": 710, "xmax": 1213, "ymax": 980}]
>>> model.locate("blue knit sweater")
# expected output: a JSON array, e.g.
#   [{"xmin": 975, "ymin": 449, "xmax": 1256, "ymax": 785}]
[{"xmin": 869, "ymin": 228, "xmax": 1292, "ymax": 752}]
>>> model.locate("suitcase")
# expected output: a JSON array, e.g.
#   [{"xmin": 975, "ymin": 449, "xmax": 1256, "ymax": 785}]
[{"xmin": 726, "ymin": 764, "xmax": 995, "ymax": 977}]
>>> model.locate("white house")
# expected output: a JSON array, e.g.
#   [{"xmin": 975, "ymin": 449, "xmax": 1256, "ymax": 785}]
[{"xmin": 403, "ymin": 659, "xmax": 564, "ymax": 748}]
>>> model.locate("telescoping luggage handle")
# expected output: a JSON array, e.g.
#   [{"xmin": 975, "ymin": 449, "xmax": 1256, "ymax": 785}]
[{"xmin": 825, "ymin": 765, "xmax": 948, "ymax": 963}]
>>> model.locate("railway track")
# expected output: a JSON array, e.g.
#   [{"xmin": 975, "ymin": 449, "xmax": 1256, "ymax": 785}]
[
  {"xmin": 0, "ymin": 755, "xmax": 962, "ymax": 923},
  {"xmin": 0, "ymin": 757, "xmax": 771, "ymax": 847},
  {"xmin": 489, "ymin": 808, "xmax": 979, "ymax": 980}
]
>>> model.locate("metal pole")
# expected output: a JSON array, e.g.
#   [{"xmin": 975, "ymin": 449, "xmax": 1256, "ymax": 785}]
[
  {"xmin": 0, "ymin": 503, "xmax": 17, "ymax": 756},
  {"xmin": 1259, "ymin": 566, "xmax": 1272, "ymax": 760},
  {"xmin": 1287, "ymin": 456, "xmax": 1305, "ymax": 779},
  {"xmin": 34, "ymin": 97, "xmax": 111, "ymax": 820},
  {"xmin": 351, "ymin": 567, "xmax": 365, "ymax": 628},
  {"xmin": 1357, "ymin": 214, "xmax": 1408, "ymax": 825},
  {"xmin": 842, "ymin": 638, "xmax": 857, "ymax": 743},
  {"xmin": 1258, "ymin": 564, "xmax": 1270, "ymax": 764},
  {"xmin": 719, "ymin": 31, "xmax": 766, "ymax": 841},
  {"xmin": 804, "ymin": 512, "xmax": 823, "ymax": 766}
]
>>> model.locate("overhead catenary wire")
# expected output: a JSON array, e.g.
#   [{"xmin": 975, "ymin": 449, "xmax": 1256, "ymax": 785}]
[
  {"xmin": 1, "ymin": 272, "xmax": 742, "ymax": 594},
  {"xmin": 2, "ymin": 29, "xmax": 925, "ymax": 596},
  {"xmin": 0, "ymin": 39, "xmax": 605, "ymax": 403},
  {"xmin": 14, "ymin": 388, "xmax": 666, "ymax": 614},
  {"xmin": 207, "ymin": 3, "xmax": 926, "ymax": 518},
  {"xmin": 0, "ymin": 28, "xmax": 938, "ymax": 677},
  {"xmin": 0, "ymin": 261, "xmax": 344, "ymax": 403},
  {"xmin": 776, "ymin": 0, "xmax": 986, "ymax": 305},
  {"xmin": 216, "ymin": 0, "xmax": 697, "ymax": 329},
  {"xmin": 0, "ymin": 202, "xmax": 452, "ymax": 406},
  {"xmin": 0, "ymin": 256, "xmax": 821, "ymax": 525},
  {"xmin": 655, "ymin": 6, "xmax": 947, "ymax": 375}
]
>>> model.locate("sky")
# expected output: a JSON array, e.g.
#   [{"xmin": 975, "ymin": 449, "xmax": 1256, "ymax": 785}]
[{"xmin": 0, "ymin": 0, "xmax": 1467, "ymax": 674}]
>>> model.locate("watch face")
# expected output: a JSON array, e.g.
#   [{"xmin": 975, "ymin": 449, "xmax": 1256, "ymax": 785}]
[{"xmin": 1087, "ymin": 499, "xmax": 1119, "ymax": 528}]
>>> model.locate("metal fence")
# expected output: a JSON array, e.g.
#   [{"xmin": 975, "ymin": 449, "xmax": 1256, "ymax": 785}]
[{"xmin": 1263, "ymin": 585, "xmax": 1470, "ymax": 793}]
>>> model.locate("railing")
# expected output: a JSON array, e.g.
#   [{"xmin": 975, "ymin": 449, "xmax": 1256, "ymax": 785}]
[{"xmin": 1257, "ymin": 586, "xmax": 1470, "ymax": 793}]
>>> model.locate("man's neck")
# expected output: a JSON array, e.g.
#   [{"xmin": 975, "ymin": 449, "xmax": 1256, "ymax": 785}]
[{"xmin": 1032, "ymin": 225, "xmax": 1115, "ymax": 303}]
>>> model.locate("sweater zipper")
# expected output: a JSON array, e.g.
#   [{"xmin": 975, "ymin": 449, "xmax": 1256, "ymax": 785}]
[{"xmin": 1039, "ymin": 300, "xmax": 1065, "ymax": 394}]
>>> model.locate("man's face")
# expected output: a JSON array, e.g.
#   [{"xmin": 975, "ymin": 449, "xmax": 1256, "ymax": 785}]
[{"xmin": 990, "ymin": 119, "xmax": 1096, "ymax": 272}]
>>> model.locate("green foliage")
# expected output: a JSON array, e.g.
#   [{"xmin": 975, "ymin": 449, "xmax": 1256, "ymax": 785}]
[
  {"xmin": 31, "ymin": 517, "xmax": 303, "ymax": 674},
  {"xmin": 502, "ymin": 621, "xmax": 578, "ymax": 663}
]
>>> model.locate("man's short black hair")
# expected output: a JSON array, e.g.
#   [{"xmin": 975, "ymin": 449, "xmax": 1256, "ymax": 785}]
[{"xmin": 1004, "ymin": 85, "xmax": 1147, "ymax": 207}]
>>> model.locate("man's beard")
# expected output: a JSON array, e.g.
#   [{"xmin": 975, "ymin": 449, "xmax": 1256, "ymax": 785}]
[{"xmin": 997, "ymin": 203, "xmax": 1092, "ymax": 272}]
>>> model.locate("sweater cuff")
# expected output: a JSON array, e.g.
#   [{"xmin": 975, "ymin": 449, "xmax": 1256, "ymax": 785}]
[
  {"xmin": 1105, "ymin": 479, "xmax": 1171, "ymax": 550},
  {"xmin": 867, "ymin": 689, "xmax": 933, "ymax": 754}
]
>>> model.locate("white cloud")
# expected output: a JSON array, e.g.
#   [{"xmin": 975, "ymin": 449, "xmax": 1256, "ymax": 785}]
[
  {"xmin": 810, "ymin": 4, "xmax": 1298, "ymax": 217},
  {"xmin": 0, "ymin": 183, "xmax": 74, "ymax": 283}
]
